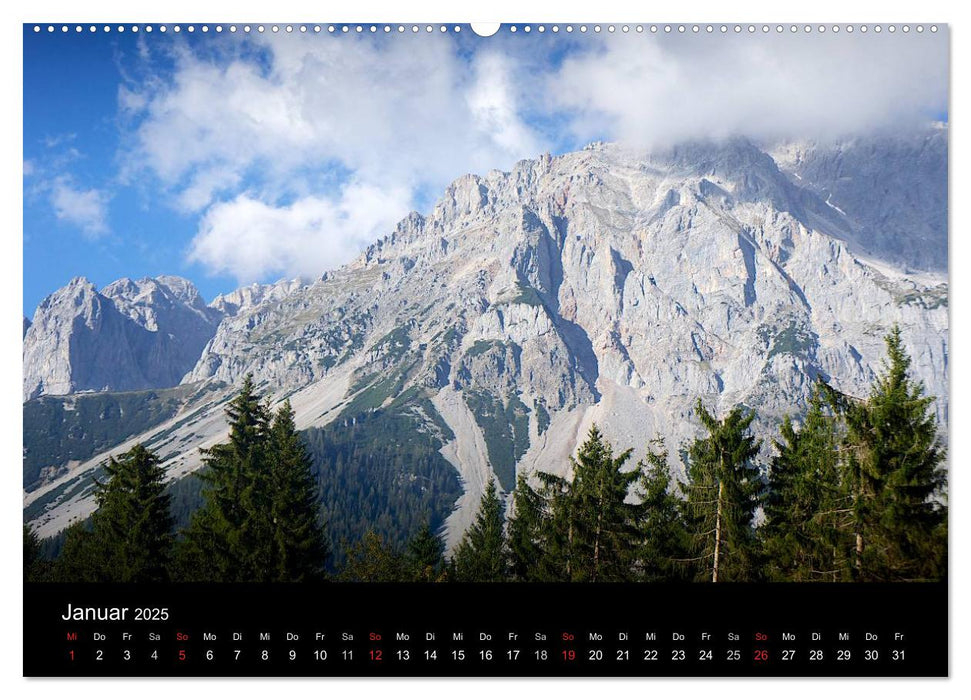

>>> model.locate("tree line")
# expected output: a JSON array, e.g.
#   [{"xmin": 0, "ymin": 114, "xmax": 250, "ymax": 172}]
[{"xmin": 24, "ymin": 326, "xmax": 946, "ymax": 584}]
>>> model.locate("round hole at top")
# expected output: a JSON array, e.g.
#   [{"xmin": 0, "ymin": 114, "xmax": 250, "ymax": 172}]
[{"xmin": 470, "ymin": 23, "xmax": 500, "ymax": 37}]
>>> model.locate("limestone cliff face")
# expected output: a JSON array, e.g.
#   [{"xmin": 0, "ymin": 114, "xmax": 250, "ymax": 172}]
[
  {"xmin": 23, "ymin": 276, "xmax": 222, "ymax": 400},
  {"xmin": 187, "ymin": 138, "xmax": 947, "ymax": 450}
]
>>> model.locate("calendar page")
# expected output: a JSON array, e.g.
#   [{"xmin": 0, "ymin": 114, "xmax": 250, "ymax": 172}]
[{"xmin": 22, "ymin": 21, "xmax": 948, "ymax": 677}]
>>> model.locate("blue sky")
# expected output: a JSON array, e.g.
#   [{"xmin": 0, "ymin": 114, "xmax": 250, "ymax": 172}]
[{"xmin": 23, "ymin": 24, "xmax": 948, "ymax": 316}]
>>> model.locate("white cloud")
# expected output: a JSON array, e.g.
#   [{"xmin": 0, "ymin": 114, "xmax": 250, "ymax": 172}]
[
  {"xmin": 550, "ymin": 32, "xmax": 948, "ymax": 147},
  {"xmin": 467, "ymin": 52, "xmax": 546, "ymax": 158},
  {"xmin": 122, "ymin": 33, "xmax": 547, "ymax": 282},
  {"xmin": 123, "ymin": 35, "xmax": 547, "ymax": 194},
  {"xmin": 50, "ymin": 179, "xmax": 110, "ymax": 239},
  {"xmin": 188, "ymin": 184, "xmax": 411, "ymax": 283}
]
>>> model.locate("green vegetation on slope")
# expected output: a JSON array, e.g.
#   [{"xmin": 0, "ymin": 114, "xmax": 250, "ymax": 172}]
[
  {"xmin": 465, "ymin": 390, "xmax": 530, "ymax": 491},
  {"xmin": 23, "ymin": 385, "xmax": 201, "ymax": 491}
]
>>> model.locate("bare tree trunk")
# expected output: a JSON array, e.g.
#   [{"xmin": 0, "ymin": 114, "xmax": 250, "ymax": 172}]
[
  {"xmin": 854, "ymin": 477, "xmax": 864, "ymax": 579},
  {"xmin": 566, "ymin": 520, "xmax": 573, "ymax": 580},
  {"xmin": 713, "ymin": 479, "xmax": 724, "ymax": 583},
  {"xmin": 592, "ymin": 516, "xmax": 602, "ymax": 583},
  {"xmin": 592, "ymin": 480, "xmax": 604, "ymax": 583}
]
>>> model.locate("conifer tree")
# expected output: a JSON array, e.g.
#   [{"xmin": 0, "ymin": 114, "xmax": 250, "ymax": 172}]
[
  {"xmin": 265, "ymin": 400, "xmax": 329, "ymax": 581},
  {"xmin": 533, "ymin": 470, "xmax": 574, "ymax": 581},
  {"xmin": 50, "ymin": 446, "xmax": 174, "ymax": 583},
  {"xmin": 843, "ymin": 326, "xmax": 947, "ymax": 581},
  {"xmin": 634, "ymin": 438, "xmax": 691, "ymax": 582},
  {"xmin": 406, "ymin": 521, "xmax": 446, "ymax": 582},
  {"xmin": 52, "ymin": 522, "xmax": 99, "ymax": 582},
  {"xmin": 89, "ymin": 444, "xmax": 174, "ymax": 582},
  {"xmin": 451, "ymin": 479, "xmax": 508, "ymax": 582},
  {"xmin": 176, "ymin": 375, "xmax": 271, "ymax": 581},
  {"xmin": 24, "ymin": 524, "xmax": 42, "ymax": 582},
  {"xmin": 763, "ymin": 386, "xmax": 851, "ymax": 582},
  {"xmin": 683, "ymin": 402, "xmax": 762, "ymax": 582},
  {"xmin": 507, "ymin": 472, "xmax": 545, "ymax": 581},
  {"xmin": 563, "ymin": 426, "xmax": 642, "ymax": 582},
  {"xmin": 338, "ymin": 530, "xmax": 409, "ymax": 582}
]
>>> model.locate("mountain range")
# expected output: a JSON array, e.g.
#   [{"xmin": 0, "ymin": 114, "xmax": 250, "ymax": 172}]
[{"xmin": 23, "ymin": 128, "xmax": 949, "ymax": 549}]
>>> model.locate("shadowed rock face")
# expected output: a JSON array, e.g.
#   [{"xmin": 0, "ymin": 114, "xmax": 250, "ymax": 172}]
[
  {"xmin": 23, "ymin": 276, "xmax": 224, "ymax": 400},
  {"xmin": 770, "ymin": 126, "xmax": 948, "ymax": 272}
]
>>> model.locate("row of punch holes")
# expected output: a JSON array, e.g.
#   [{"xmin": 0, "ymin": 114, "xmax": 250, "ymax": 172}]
[{"xmin": 33, "ymin": 24, "xmax": 940, "ymax": 35}]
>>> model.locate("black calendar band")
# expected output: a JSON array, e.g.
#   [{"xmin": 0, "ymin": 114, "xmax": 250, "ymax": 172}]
[{"xmin": 24, "ymin": 582, "xmax": 947, "ymax": 677}]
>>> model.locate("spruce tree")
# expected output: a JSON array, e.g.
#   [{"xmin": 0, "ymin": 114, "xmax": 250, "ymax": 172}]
[
  {"xmin": 683, "ymin": 401, "xmax": 762, "ymax": 582},
  {"xmin": 265, "ymin": 400, "xmax": 329, "ymax": 581},
  {"xmin": 52, "ymin": 522, "xmax": 99, "ymax": 582},
  {"xmin": 177, "ymin": 375, "xmax": 271, "ymax": 581},
  {"xmin": 763, "ymin": 387, "xmax": 851, "ymax": 581},
  {"xmin": 406, "ymin": 521, "xmax": 446, "ymax": 582},
  {"xmin": 563, "ymin": 426, "xmax": 642, "ymax": 582},
  {"xmin": 634, "ymin": 438, "xmax": 691, "ymax": 582},
  {"xmin": 89, "ymin": 444, "xmax": 174, "ymax": 582},
  {"xmin": 533, "ymin": 470, "xmax": 574, "ymax": 581},
  {"xmin": 24, "ymin": 524, "xmax": 42, "ymax": 582},
  {"xmin": 507, "ymin": 472, "xmax": 545, "ymax": 581},
  {"xmin": 338, "ymin": 530, "xmax": 409, "ymax": 582},
  {"xmin": 843, "ymin": 326, "xmax": 947, "ymax": 581},
  {"xmin": 50, "ymin": 445, "xmax": 174, "ymax": 583},
  {"xmin": 451, "ymin": 479, "xmax": 508, "ymax": 582}
]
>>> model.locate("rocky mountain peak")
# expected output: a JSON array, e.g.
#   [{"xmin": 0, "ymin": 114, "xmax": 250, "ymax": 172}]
[{"xmin": 23, "ymin": 275, "xmax": 225, "ymax": 400}]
